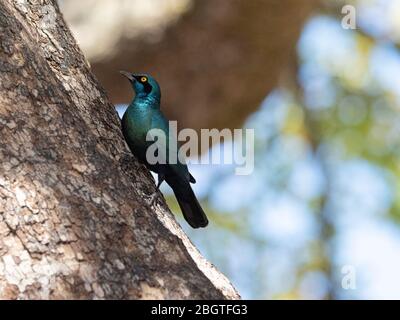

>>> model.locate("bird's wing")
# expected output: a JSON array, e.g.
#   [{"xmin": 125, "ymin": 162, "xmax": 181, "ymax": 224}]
[{"xmin": 149, "ymin": 111, "xmax": 192, "ymax": 183}]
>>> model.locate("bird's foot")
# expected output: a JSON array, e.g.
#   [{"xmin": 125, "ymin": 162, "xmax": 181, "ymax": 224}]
[
  {"xmin": 147, "ymin": 191, "xmax": 160, "ymax": 207},
  {"xmin": 146, "ymin": 174, "xmax": 165, "ymax": 207},
  {"xmin": 119, "ymin": 151, "xmax": 133, "ymax": 159}
]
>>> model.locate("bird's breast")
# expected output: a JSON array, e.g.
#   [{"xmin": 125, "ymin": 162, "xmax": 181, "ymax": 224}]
[{"xmin": 122, "ymin": 107, "xmax": 153, "ymax": 151}]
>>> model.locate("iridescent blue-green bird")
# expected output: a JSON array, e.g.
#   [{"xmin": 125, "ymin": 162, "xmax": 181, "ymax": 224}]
[{"xmin": 120, "ymin": 71, "xmax": 208, "ymax": 228}]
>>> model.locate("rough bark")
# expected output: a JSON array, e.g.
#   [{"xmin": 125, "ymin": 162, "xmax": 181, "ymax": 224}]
[
  {"xmin": 0, "ymin": 0, "xmax": 239, "ymax": 299},
  {"xmin": 62, "ymin": 0, "xmax": 319, "ymax": 133}
]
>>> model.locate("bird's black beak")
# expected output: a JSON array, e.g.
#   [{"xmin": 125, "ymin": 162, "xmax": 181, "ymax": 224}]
[{"xmin": 119, "ymin": 70, "xmax": 135, "ymax": 82}]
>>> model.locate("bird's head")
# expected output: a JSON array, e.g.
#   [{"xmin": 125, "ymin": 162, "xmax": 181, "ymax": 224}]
[{"xmin": 120, "ymin": 71, "xmax": 161, "ymax": 101}]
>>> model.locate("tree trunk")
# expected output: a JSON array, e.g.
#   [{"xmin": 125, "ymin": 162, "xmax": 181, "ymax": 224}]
[{"xmin": 0, "ymin": 0, "xmax": 239, "ymax": 299}]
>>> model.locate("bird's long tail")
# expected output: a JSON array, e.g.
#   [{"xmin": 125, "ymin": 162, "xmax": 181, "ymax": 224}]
[{"xmin": 170, "ymin": 181, "xmax": 209, "ymax": 228}]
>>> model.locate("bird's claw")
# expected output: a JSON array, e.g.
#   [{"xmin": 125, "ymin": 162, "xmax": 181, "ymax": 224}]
[
  {"xmin": 148, "ymin": 192, "xmax": 160, "ymax": 207},
  {"xmin": 121, "ymin": 151, "xmax": 133, "ymax": 158}
]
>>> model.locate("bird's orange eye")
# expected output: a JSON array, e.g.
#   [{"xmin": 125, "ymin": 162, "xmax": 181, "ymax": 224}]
[{"xmin": 141, "ymin": 77, "xmax": 147, "ymax": 82}]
